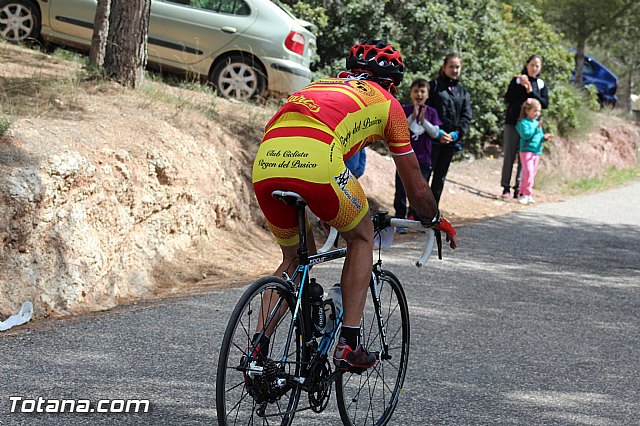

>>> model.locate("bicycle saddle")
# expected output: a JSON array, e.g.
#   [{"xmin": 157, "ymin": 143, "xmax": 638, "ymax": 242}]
[{"xmin": 271, "ymin": 190, "xmax": 308, "ymax": 207}]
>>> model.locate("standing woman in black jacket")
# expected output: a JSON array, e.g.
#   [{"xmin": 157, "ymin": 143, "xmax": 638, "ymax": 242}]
[
  {"xmin": 427, "ymin": 53, "xmax": 472, "ymax": 204},
  {"xmin": 500, "ymin": 54, "xmax": 549, "ymax": 198}
]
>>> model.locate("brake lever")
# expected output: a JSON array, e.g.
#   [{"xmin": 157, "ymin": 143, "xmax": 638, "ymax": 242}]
[{"xmin": 435, "ymin": 229, "xmax": 443, "ymax": 260}]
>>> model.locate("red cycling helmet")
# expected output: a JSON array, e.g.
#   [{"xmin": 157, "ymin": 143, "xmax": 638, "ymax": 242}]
[{"xmin": 346, "ymin": 39, "xmax": 405, "ymax": 87}]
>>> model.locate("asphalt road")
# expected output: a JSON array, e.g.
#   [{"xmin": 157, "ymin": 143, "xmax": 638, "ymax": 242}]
[{"xmin": 1, "ymin": 182, "xmax": 639, "ymax": 425}]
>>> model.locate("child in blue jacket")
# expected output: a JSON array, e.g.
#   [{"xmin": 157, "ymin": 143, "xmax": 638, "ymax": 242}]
[{"xmin": 515, "ymin": 98, "xmax": 551, "ymax": 204}]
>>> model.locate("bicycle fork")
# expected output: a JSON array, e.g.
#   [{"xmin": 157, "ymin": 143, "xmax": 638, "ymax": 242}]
[{"xmin": 370, "ymin": 266, "xmax": 391, "ymax": 360}]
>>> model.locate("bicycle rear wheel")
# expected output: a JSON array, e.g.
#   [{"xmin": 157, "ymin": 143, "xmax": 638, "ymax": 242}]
[
  {"xmin": 216, "ymin": 276, "xmax": 303, "ymax": 425},
  {"xmin": 335, "ymin": 270, "xmax": 410, "ymax": 425}
]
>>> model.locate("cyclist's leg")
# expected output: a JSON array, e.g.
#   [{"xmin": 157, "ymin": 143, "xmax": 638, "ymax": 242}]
[
  {"xmin": 331, "ymin": 216, "xmax": 379, "ymax": 371},
  {"xmin": 338, "ymin": 217, "xmax": 373, "ymax": 328},
  {"xmin": 253, "ymin": 178, "xmax": 318, "ymax": 338},
  {"xmin": 258, "ymin": 230, "xmax": 316, "ymax": 338},
  {"xmin": 318, "ymin": 167, "xmax": 378, "ymax": 370},
  {"xmin": 335, "ymin": 270, "xmax": 410, "ymax": 425}
]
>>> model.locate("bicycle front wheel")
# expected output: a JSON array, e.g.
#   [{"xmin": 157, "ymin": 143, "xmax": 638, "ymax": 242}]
[
  {"xmin": 335, "ymin": 270, "xmax": 410, "ymax": 426},
  {"xmin": 216, "ymin": 276, "xmax": 303, "ymax": 425}
]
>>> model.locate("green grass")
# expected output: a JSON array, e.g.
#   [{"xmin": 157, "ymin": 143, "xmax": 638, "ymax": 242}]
[
  {"xmin": 0, "ymin": 113, "xmax": 12, "ymax": 137},
  {"xmin": 139, "ymin": 80, "xmax": 219, "ymax": 121},
  {"xmin": 0, "ymin": 74, "xmax": 85, "ymax": 118},
  {"xmin": 567, "ymin": 166, "xmax": 640, "ymax": 194},
  {"xmin": 536, "ymin": 164, "xmax": 640, "ymax": 196},
  {"xmin": 51, "ymin": 47, "xmax": 88, "ymax": 65}
]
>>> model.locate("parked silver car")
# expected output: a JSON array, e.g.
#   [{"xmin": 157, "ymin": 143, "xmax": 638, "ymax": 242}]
[{"xmin": 0, "ymin": 0, "xmax": 316, "ymax": 99}]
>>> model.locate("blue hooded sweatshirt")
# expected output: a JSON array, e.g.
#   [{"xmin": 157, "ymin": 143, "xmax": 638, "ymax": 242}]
[{"xmin": 515, "ymin": 118, "xmax": 545, "ymax": 154}]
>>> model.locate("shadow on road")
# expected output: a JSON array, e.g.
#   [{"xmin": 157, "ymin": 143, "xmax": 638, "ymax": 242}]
[{"xmin": 398, "ymin": 211, "xmax": 640, "ymax": 425}]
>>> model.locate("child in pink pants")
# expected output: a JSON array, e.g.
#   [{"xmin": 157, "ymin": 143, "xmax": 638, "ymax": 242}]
[{"xmin": 515, "ymin": 98, "xmax": 551, "ymax": 204}]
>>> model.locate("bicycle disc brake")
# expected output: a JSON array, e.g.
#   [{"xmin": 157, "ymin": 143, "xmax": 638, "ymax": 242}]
[{"xmin": 308, "ymin": 358, "xmax": 332, "ymax": 413}]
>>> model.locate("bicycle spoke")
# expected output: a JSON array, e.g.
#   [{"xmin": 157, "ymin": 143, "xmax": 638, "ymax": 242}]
[
  {"xmin": 226, "ymin": 379, "xmax": 246, "ymax": 393},
  {"xmin": 382, "ymin": 357, "xmax": 401, "ymax": 374},
  {"xmin": 217, "ymin": 278, "xmax": 302, "ymax": 426},
  {"xmin": 238, "ymin": 317, "xmax": 250, "ymax": 346},
  {"xmin": 231, "ymin": 340, "xmax": 248, "ymax": 356},
  {"xmin": 388, "ymin": 323, "xmax": 402, "ymax": 345},
  {"xmin": 367, "ymin": 369, "xmax": 377, "ymax": 425},
  {"xmin": 274, "ymin": 399, "xmax": 284, "ymax": 419},
  {"xmin": 228, "ymin": 386, "xmax": 251, "ymax": 424}
]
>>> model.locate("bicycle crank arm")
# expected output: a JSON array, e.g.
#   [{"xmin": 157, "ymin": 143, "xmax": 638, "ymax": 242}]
[{"xmin": 378, "ymin": 351, "xmax": 393, "ymax": 361}]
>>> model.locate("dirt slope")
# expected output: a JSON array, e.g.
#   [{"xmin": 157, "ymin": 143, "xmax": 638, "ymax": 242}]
[{"xmin": 1, "ymin": 42, "xmax": 638, "ymax": 321}]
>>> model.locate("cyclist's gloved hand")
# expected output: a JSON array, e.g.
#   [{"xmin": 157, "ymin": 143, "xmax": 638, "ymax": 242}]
[
  {"xmin": 436, "ymin": 217, "xmax": 457, "ymax": 249},
  {"xmin": 421, "ymin": 212, "xmax": 457, "ymax": 249}
]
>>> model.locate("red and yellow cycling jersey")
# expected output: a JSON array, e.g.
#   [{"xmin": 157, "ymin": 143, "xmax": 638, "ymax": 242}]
[{"xmin": 252, "ymin": 78, "xmax": 412, "ymax": 245}]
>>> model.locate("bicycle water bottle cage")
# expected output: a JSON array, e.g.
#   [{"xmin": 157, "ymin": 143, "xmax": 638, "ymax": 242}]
[{"xmin": 271, "ymin": 190, "xmax": 308, "ymax": 207}]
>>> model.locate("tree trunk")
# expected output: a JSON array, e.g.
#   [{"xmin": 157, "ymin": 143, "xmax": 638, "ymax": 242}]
[
  {"xmin": 624, "ymin": 67, "xmax": 633, "ymax": 113},
  {"xmin": 104, "ymin": 0, "xmax": 151, "ymax": 89},
  {"xmin": 575, "ymin": 38, "xmax": 586, "ymax": 89},
  {"xmin": 89, "ymin": 0, "xmax": 111, "ymax": 67}
]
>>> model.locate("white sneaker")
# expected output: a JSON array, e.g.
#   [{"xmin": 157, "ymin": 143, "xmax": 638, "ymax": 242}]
[
  {"xmin": 518, "ymin": 195, "xmax": 529, "ymax": 205},
  {"xmin": 528, "ymin": 195, "xmax": 536, "ymax": 203}
]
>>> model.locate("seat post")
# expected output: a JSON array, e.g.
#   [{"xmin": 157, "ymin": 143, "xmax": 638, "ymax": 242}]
[{"xmin": 296, "ymin": 201, "xmax": 308, "ymax": 264}]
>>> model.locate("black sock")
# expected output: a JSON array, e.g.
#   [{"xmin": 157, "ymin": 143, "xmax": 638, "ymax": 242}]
[{"xmin": 339, "ymin": 326, "xmax": 360, "ymax": 348}]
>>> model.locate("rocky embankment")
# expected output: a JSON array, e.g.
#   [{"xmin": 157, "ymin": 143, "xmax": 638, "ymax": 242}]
[{"xmin": 1, "ymin": 42, "xmax": 638, "ymax": 322}]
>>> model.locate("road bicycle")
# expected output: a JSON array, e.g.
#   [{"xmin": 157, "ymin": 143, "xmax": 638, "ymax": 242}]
[{"xmin": 216, "ymin": 190, "xmax": 442, "ymax": 425}]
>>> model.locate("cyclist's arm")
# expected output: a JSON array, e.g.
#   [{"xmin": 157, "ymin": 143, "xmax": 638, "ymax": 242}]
[
  {"xmin": 392, "ymin": 153, "xmax": 438, "ymax": 220},
  {"xmin": 393, "ymin": 153, "xmax": 458, "ymax": 249}
]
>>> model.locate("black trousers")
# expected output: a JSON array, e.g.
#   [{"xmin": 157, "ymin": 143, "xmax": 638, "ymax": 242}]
[
  {"xmin": 393, "ymin": 163, "xmax": 432, "ymax": 220},
  {"xmin": 426, "ymin": 144, "xmax": 456, "ymax": 205}
]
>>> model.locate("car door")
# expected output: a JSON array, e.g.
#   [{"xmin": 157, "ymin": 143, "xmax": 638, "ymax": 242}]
[
  {"xmin": 47, "ymin": 0, "xmax": 97, "ymax": 44},
  {"xmin": 149, "ymin": 0, "xmax": 258, "ymax": 67}
]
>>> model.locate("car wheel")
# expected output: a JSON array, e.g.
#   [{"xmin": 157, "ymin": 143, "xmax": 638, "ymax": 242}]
[
  {"xmin": 210, "ymin": 55, "xmax": 266, "ymax": 101},
  {"xmin": 0, "ymin": 0, "xmax": 41, "ymax": 43}
]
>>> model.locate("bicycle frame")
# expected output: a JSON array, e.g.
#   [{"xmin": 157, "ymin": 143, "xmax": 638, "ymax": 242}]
[
  {"xmin": 273, "ymin": 193, "xmax": 394, "ymax": 379},
  {"xmin": 278, "ymin": 198, "xmax": 349, "ymax": 370},
  {"xmin": 217, "ymin": 192, "xmax": 431, "ymax": 424}
]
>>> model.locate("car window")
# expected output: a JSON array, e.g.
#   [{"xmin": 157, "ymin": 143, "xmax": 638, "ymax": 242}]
[
  {"xmin": 165, "ymin": 0, "xmax": 250, "ymax": 15},
  {"xmin": 219, "ymin": 0, "xmax": 250, "ymax": 15},
  {"xmin": 190, "ymin": 0, "xmax": 219, "ymax": 10},
  {"xmin": 583, "ymin": 61, "xmax": 594, "ymax": 75}
]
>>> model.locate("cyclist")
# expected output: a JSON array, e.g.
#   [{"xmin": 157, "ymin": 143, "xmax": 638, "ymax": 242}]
[{"xmin": 252, "ymin": 39, "xmax": 458, "ymax": 372}]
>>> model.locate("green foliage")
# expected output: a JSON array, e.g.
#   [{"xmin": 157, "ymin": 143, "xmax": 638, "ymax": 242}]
[
  {"xmin": 547, "ymin": 82, "xmax": 592, "ymax": 136},
  {"xmin": 536, "ymin": 0, "xmax": 640, "ymax": 91},
  {"xmin": 290, "ymin": 2, "xmax": 328, "ymax": 31},
  {"xmin": 0, "ymin": 113, "xmax": 12, "ymax": 137},
  {"xmin": 590, "ymin": 9, "xmax": 640, "ymax": 112},
  {"xmin": 537, "ymin": 0, "xmax": 638, "ymax": 44},
  {"xmin": 289, "ymin": 2, "xmax": 328, "ymax": 64},
  {"xmin": 51, "ymin": 47, "xmax": 88, "ymax": 65},
  {"xmin": 293, "ymin": 0, "xmax": 600, "ymax": 153}
]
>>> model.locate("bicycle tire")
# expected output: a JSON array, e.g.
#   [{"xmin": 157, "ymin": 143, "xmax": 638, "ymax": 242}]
[
  {"xmin": 216, "ymin": 276, "xmax": 304, "ymax": 425},
  {"xmin": 335, "ymin": 270, "xmax": 410, "ymax": 426}
]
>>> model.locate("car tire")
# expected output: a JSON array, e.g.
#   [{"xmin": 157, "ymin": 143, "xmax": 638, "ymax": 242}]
[
  {"xmin": 0, "ymin": 0, "xmax": 41, "ymax": 43},
  {"xmin": 210, "ymin": 55, "xmax": 266, "ymax": 101}
]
